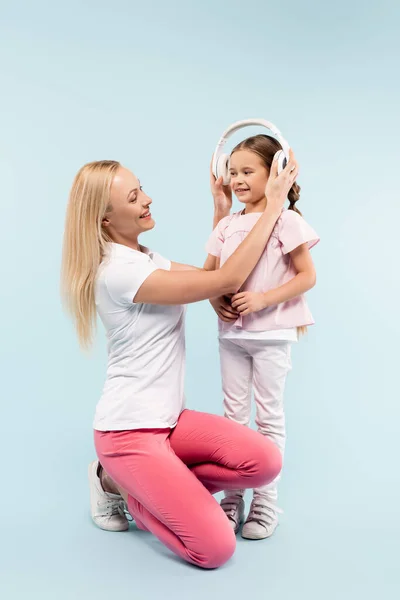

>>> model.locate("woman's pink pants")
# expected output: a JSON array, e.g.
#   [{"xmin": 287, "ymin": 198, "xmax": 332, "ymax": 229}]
[{"xmin": 94, "ymin": 409, "xmax": 282, "ymax": 569}]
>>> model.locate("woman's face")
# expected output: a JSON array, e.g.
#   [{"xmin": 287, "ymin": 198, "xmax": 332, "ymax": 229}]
[
  {"xmin": 103, "ymin": 167, "xmax": 155, "ymax": 241},
  {"xmin": 229, "ymin": 150, "xmax": 269, "ymax": 206}
]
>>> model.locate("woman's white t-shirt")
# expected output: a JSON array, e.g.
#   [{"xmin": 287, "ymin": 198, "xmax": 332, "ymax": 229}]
[{"xmin": 93, "ymin": 242, "xmax": 186, "ymax": 431}]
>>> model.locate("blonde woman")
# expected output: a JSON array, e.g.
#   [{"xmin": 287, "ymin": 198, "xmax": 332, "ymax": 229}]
[{"xmin": 61, "ymin": 152, "xmax": 298, "ymax": 569}]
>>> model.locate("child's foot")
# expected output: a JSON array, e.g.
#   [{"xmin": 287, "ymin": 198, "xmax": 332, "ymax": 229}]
[
  {"xmin": 241, "ymin": 496, "xmax": 282, "ymax": 540},
  {"xmin": 220, "ymin": 495, "xmax": 245, "ymax": 533},
  {"xmin": 88, "ymin": 461, "xmax": 130, "ymax": 531}
]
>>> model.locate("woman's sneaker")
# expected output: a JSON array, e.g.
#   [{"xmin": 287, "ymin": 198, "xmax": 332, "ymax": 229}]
[
  {"xmin": 241, "ymin": 496, "xmax": 283, "ymax": 540},
  {"xmin": 88, "ymin": 461, "xmax": 129, "ymax": 531},
  {"xmin": 220, "ymin": 495, "xmax": 245, "ymax": 534}
]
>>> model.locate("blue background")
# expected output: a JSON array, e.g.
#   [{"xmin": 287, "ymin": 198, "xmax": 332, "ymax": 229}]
[{"xmin": 1, "ymin": 0, "xmax": 399, "ymax": 598}]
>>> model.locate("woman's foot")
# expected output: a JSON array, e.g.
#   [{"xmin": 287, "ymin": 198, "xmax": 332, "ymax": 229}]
[
  {"xmin": 88, "ymin": 461, "xmax": 129, "ymax": 532},
  {"xmin": 241, "ymin": 495, "xmax": 282, "ymax": 540},
  {"xmin": 220, "ymin": 495, "xmax": 245, "ymax": 533}
]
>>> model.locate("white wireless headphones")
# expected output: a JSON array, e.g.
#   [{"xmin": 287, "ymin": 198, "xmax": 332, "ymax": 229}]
[{"xmin": 212, "ymin": 119, "xmax": 291, "ymax": 185}]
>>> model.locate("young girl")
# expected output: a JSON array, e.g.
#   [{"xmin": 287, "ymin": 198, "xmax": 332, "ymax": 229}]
[{"xmin": 206, "ymin": 134, "xmax": 319, "ymax": 540}]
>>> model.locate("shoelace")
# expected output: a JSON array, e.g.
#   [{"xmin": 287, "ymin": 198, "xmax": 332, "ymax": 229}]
[
  {"xmin": 97, "ymin": 496, "xmax": 122, "ymax": 517},
  {"xmin": 117, "ymin": 499, "xmax": 133, "ymax": 522},
  {"xmin": 221, "ymin": 496, "xmax": 242, "ymax": 525},
  {"xmin": 246, "ymin": 499, "xmax": 283, "ymax": 527}
]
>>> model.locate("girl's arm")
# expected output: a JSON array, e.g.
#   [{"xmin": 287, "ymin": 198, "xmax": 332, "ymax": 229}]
[
  {"xmin": 210, "ymin": 156, "xmax": 232, "ymax": 228},
  {"xmin": 208, "ymin": 258, "xmax": 238, "ymax": 322},
  {"xmin": 265, "ymin": 244, "xmax": 316, "ymax": 305},
  {"xmin": 231, "ymin": 244, "xmax": 316, "ymax": 315}
]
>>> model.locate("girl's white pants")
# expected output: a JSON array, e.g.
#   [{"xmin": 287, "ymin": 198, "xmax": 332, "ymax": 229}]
[{"xmin": 219, "ymin": 337, "xmax": 292, "ymax": 501}]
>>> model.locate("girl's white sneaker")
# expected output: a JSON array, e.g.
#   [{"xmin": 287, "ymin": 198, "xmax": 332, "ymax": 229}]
[
  {"xmin": 220, "ymin": 495, "xmax": 245, "ymax": 534},
  {"xmin": 241, "ymin": 497, "xmax": 282, "ymax": 540}
]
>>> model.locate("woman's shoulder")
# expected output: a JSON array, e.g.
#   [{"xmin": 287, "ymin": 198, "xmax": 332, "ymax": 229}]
[
  {"xmin": 97, "ymin": 244, "xmax": 156, "ymax": 284},
  {"xmin": 101, "ymin": 243, "xmax": 155, "ymax": 267}
]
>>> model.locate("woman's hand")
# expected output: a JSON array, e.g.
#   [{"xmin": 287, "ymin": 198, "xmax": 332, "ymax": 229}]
[
  {"xmin": 210, "ymin": 156, "xmax": 232, "ymax": 214},
  {"xmin": 231, "ymin": 291, "xmax": 267, "ymax": 316},
  {"xmin": 265, "ymin": 148, "xmax": 299, "ymax": 214},
  {"xmin": 209, "ymin": 295, "xmax": 238, "ymax": 322}
]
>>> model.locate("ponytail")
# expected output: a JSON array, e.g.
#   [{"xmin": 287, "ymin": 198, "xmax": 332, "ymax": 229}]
[{"xmin": 288, "ymin": 181, "xmax": 302, "ymax": 216}]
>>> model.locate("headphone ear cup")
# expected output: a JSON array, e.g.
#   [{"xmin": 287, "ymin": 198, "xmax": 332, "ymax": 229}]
[
  {"xmin": 276, "ymin": 150, "xmax": 287, "ymax": 174},
  {"xmin": 216, "ymin": 153, "xmax": 230, "ymax": 185}
]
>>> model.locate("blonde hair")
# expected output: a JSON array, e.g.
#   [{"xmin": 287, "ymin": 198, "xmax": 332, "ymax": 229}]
[{"xmin": 61, "ymin": 160, "xmax": 120, "ymax": 349}]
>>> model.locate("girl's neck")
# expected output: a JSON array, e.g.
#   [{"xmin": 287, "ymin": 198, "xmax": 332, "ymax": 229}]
[{"xmin": 242, "ymin": 197, "xmax": 267, "ymax": 215}]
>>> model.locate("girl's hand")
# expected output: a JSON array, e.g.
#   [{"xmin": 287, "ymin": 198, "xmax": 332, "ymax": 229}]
[
  {"xmin": 209, "ymin": 295, "xmax": 238, "ymax": 322},
  {"xmin": 231, "ymin": 291, "xmax": 267, "ymax": 315},
  {"xmin": 265, "ymin": 148, "xmax": 299, "ymax": 214},
  {"xmin": 210, "ymin": 156, "xmax": 232, "ymax": 214}
]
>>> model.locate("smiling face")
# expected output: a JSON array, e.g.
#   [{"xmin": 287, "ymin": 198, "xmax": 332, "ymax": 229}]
[
  {"xmin": 102, "ymin": 167, "xmax": 155, "ymax": 246},
  {"xmin": 229, "ymin": 149, "xmax": 269, "ymax": 212}
]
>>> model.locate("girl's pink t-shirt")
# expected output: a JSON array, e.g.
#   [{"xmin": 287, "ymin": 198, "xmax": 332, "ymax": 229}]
[{"xmin": 205, "ymin": 209, "xmax": 320, "ymax": 333}]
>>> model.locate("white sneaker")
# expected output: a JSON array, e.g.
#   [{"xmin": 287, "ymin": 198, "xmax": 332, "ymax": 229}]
[
  {"xmin": 88, "ymin": 461, "xmax": 129, "ymax": 532},
  {"xmin": 220, "ymin": 495, "xmax": 245, "ymax": 534},
  {"xmin": 241, "ymin": 497, "xmax": 283, "ymax": 540}
]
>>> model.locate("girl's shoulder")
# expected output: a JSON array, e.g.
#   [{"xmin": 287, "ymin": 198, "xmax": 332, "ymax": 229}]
[
  {"xmin": 278, "ymin": 208, "xmax": 305, "ymax": 225},
  {"xmin": 227, "ymin": 210, "xmax": 244, "ymax": 222},
  {"xmin": 216, "ymin": 210, "xmax": 242, "ymax": 231},
  {"xmin": 276, "ymin": 208, "xmax": 309, "ymax": 235},
  {"xmin": 276, "ymin": 209, "xmax": 320, "ymax": 253}
]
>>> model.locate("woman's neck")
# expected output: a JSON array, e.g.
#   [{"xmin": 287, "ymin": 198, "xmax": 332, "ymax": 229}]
[{"xmin": 111, "ymin": 233, "xmax": 140, "ymax": 251}]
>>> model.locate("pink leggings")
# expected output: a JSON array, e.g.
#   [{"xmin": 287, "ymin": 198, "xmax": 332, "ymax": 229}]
[{"xmin": 94, "ymin": 409, "xmax": 282, "ymax": 569}]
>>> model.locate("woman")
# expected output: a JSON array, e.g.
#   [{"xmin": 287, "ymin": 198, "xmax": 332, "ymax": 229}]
[{"xmin": 61, "ymin": 150, "xmax": 299, "ymax": 569}]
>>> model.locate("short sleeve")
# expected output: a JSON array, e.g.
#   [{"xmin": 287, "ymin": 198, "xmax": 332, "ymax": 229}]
[
  {"xmin": 205, "ymin": 215, "xmax": 231, "ymax": 257},
  {"xmin": 278, "ymin": 210, "xmax": 320, "ymax": 255},
  {"xmin": 104, "ymin": 253, "xmax": 158, "ymax": 305},
  {"xmin": 150, "ymin": 251, "xmax": 171, "ymax": 271}
]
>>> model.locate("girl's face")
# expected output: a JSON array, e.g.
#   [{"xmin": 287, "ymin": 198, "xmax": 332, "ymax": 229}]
[
  {"xmin": 103, "ymin": 167, "xmax": 155, "ymax": 242},
  {"xmin": 229, "ymin": 150, "xmax": 269, "ymax": 208}
]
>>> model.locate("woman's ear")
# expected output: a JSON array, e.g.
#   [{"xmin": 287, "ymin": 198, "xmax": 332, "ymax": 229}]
[{"xmin": 102, "ymin": 216, "xmax": 110, "ymax": 227}]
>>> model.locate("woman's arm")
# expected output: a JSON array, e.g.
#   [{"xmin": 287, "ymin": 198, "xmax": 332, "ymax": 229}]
[
  {"xmin": 170, "ymin": 262, "xmax": 202, "ymax": 272},
  {"xmin": 169, "ymin": 246, "xmax": 219, "ymax": 273},
  {"xmin": 134, "ymin": 207, "xmax": 282, "ymax": 305},
  {"xmin": 134, "ymin": 151, "xmax": 299, "ymax": 306},
  {"xmin": 231, "ymin": 243, "xmax": 316, "ymax": 315}
]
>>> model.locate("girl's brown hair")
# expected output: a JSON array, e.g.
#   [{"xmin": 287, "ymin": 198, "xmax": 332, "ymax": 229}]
[{"xmin": 231, "ymin": 134, "xmax": 302, "ymax": 215}]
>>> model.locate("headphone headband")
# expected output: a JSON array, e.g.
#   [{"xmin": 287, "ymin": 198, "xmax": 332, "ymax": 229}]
[{"xmin": 212, "ymin": 118, "xmax": 290, "ymax": 180}]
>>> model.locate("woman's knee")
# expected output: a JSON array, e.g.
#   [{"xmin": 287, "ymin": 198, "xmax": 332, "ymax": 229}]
[
  {"xmin": 249, "ymin": 433, "xmax": 283, "ymax": 486},
  {"xmin": 198, "ymin": 524, "xmax": 236, "ymax": 569}
]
